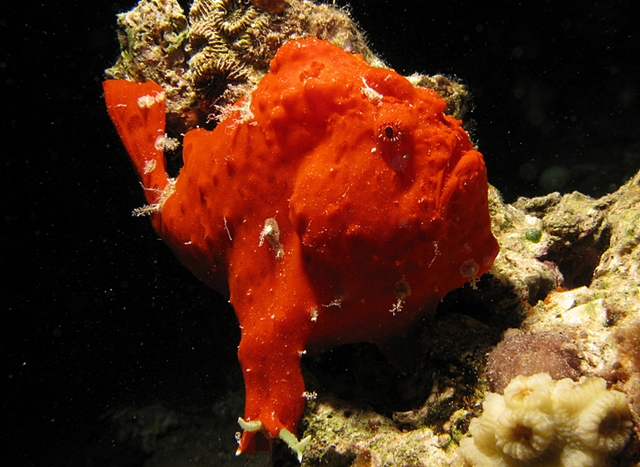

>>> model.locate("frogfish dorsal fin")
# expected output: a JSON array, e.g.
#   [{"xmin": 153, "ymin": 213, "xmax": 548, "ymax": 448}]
[{"xmin": 103, "ymin": 80, "xmax": 170, "ymax": 204}]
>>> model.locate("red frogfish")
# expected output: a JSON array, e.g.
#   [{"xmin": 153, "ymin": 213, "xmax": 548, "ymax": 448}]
[{"xmin": 103, "ymin": 37, "xmax": 499, "ymax": 460}]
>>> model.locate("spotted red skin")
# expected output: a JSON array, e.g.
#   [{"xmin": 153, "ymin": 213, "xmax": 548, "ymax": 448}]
[{"xmin": 103, "ymin": 38, "xmax": 499, "ymax": 455}]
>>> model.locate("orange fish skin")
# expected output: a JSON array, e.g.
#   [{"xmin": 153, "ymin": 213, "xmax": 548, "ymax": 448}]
[
  {"xmin": 103, "ymin": 80, "xmax": 169, "ymax": 205},
  {"xmin": 103, "ymin": 37, "xmax": 499, "ymax": 456}
]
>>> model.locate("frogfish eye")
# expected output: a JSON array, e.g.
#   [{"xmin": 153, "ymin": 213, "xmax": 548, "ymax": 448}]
[
  {"xmin": 384, "ymin": 126, "xmax": 395, "ymax": 139},
  {"xmin": 379, "ymin": 122, "xmax": 401, "ymax": 142}
]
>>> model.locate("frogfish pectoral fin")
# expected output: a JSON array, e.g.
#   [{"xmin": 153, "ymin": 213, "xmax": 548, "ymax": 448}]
[
  {"xmin": 236, "ymin": 419, "xmax": 311, "ymax": 462},
  {"xmin": 103, "ymin": 79, "xmax": 170, "ymax": 205},
  {"xmin": 235, "ymin": 324, "xmax": 310, "ymax": 461}
]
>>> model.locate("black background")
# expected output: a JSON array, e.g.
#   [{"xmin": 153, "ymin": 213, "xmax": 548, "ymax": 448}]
[{"xmin": 3, "ymin": 1, "xmax": 639, "ymax": 465}]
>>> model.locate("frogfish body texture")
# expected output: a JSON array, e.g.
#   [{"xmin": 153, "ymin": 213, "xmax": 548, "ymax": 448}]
[{"xmin": 103, "ymin": 38, "xmax": 499, "ymax": 458}]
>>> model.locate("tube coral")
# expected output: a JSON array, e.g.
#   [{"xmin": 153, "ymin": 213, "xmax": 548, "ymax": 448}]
[{"xmin": 459, "ymin": 373, "xmax": 633, "ymax": 467}]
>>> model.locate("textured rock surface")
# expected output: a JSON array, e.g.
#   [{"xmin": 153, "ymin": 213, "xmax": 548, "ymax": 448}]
[{"xmin": 106, "ymin": 0, "xmax": 470, "ymax": 137}]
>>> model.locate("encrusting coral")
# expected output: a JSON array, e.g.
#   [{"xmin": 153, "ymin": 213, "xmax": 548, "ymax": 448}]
[
  {"xmin": 185, "ymin": 0, "xmax": 378, "ymax": 117},
  {"xmin": 459, "ymin": 373, "xmax": 633, "ymax": 467}
]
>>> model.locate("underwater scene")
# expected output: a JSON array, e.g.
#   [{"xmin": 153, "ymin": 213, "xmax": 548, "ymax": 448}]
[{"xmin": 4, "ymin": 1, "xmax": 640, "ymax": 466}]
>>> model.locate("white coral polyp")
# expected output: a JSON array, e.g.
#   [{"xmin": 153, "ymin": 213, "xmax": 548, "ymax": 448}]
[
  {"xmin": 468, "ymin": 418, "xmax": 496, "ymax": 451},
  {"xmin": 459, "ymin": 437, "xmax": 509, "ymax": 467},
  {"xmin": 503, "ymin": 372, "xmax": 554, "ymax": 412},
  {"xmin": 553, "ymin": 376, "xmax": 606, "ymax": 417},
  {"xmin": 469, "ymin": 393, "xmax": 505, "ymax": 449},
  {"xmin": 496, "ymin": 409, "xmax": 555, "ymax": 460},
  {"xmin": 559, "ymin": 445, "xmax": 599, "ymax": 467},
  {"xmin": 576, "ymin": 390, "xmax": 633, "ymax": 453}
]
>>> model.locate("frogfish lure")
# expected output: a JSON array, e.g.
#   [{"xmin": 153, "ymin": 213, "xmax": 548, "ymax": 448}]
[{"xmin": 103, "ymin": 38, "xmax": 499, "ymax": 460}]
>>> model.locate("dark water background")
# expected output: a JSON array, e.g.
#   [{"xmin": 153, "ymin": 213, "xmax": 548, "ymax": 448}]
[{"xmin": 3, "ymin": 1, "xmax": 639, "ymax": 465}]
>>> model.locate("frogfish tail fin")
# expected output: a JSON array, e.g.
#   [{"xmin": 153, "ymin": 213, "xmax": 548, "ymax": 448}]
[{"xmin": 103, "ymin": 79, "xmax": 170, "ymax": 205}]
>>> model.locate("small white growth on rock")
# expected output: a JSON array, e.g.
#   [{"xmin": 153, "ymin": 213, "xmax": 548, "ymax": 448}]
[
  {"xmin": 390, "ymin": 280, "xmax": 411, "ymax": 315},
  {"xmin": 361, "ymin": 77, "xmax": 383, "ymax": 106},
  {"xmin": 460, "ymin": 259, "xmax": 480, "ymax": 290},
  {"xmin": 214, "ymin": 82, "xmax": 257, "ymax": 127},
  {"xmin": 143, "ymin": 159, "xmax": 157, "ymax": 174},
  {"xmin": 309, "ymin": 307, "xmax": 319, "ymax": 322},
  {"xmin": 154, "ymin": 134, "xmax": 180, "ymax": 152},
  {"xmin": 137, "ymin": 91, "xmax": 165, "ymax": 108},
  {"xmin": 223, "ymin": 216, "xmax": 232, "ymax": 241},
  {"xmin": 389, "ymin": 299, "xmax": 404, "ymax": 315},
  {"xmin": 303, "ymin": 391, "xmax": 318, "ymax": 401},
  {"xmin": 322, "ymin": 298, "xmax": 342, "ymax": 308},
  {"xmin": 428, "ymin": 241, "xmax": 440, "ymax": 268},
  {"xmin": 259, "ymin": 217, "xmax": 284, "ymax": 259},
  {"xmin": 132, "ymin": 177, "xmax": 176, "ymax": 217}
]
